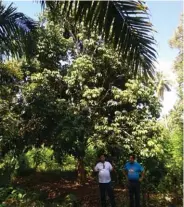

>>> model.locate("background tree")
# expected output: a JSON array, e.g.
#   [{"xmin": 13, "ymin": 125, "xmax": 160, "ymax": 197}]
[
  {"xmin": 156, "ymin": 71, "xmax": 171, "ymax": 100},
  {"xmin": 169, "ymin": 13, "xmax": 183, "ymax": 124},
  {"xmin": 157, "ymin": 13, "xmax": 183, "ymax": 205},
  {"xmin": 0, "ymin": 61, "xmax": 23, "ymax": 153}
]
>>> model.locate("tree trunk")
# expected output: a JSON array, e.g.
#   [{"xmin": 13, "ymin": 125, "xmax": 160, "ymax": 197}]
[{"xmin": 77, "ymin": 158, "xmax": 86, "ymax": 184}]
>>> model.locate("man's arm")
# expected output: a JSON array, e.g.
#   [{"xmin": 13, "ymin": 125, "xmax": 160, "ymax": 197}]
[
  {"xmin": 109, "ymin": 162, "xmax": 114, "ymax": 172},
  {"xmin": 94, "ymin": 163, "xmax": 99, "ymax": 172},
  {"xmin": 111, "ymin": 162, "xmax": 116, "ymax": 172}
]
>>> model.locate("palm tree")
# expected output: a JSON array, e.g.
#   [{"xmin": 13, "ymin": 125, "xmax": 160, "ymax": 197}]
[
  {"xmin": 156, "ymin": 71, "xmax": 171, "ymax": 100},
  {"xmin": 40, "ymin": 0, "xmax": 157, "ymax": 77},
  {"xmin": 0, "ymin": 1, "xmax": 37, "ymax": 60},
  {"xmin": 156, "ymin": 72, "xmax": 172, "ymax": 128}
]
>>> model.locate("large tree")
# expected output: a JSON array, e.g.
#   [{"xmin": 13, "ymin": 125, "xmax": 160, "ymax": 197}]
[{"xmin": 4, "ymin": 16, "xmax": 162, "ymax": 184}]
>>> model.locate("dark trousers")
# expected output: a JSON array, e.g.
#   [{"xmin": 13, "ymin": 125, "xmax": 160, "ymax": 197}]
[
  {"xmin": 99, "ymin": 182, "xmax": 116, "ymax": 207},
  {"xmin": 128, "ymin": 180, "xmax": 140, "ymax": 207}
]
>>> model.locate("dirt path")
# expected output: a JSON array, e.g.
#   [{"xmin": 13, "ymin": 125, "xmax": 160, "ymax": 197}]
[
  {"xmin": 13, "ymin": 172, "xmax": 174, "ymax": 206},
  {"xmin": 13, "ymin": 172, "xmax": 128, "ymax": 206}
]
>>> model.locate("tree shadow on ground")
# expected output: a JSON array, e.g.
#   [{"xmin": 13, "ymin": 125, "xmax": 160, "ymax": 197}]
[{"xmin": 12, "ymin": 172, "xmax": 175, "ymax": 207}]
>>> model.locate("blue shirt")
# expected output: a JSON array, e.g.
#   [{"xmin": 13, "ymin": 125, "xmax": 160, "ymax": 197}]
[{"xmin": 124, "ymin": 162, "xmax": 144, "ymax": 181}]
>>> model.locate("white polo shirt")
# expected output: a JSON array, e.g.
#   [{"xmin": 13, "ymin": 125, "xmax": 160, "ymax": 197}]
[{"xmin": 94, "ymin": 161, "xmax": 113, "ymax": 183}]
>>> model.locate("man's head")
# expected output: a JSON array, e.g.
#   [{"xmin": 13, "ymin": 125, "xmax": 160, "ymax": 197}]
[
  {"xmin": 129, "ymin": 154, "xmax": 136, "ymax": 163},
  {"xmin": 99, "ymin": 154, "xmax": 106, "ymax": 163}
]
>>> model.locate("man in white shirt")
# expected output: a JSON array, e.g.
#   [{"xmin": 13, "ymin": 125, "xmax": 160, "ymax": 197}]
[{"xmin": 94, "ymin": 154, "xmax": 116, "ymax": 207}]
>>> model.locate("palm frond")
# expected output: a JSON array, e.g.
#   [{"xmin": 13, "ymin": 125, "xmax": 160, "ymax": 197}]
[
  {"xmin": 0, "ymin": 2, "xmax": 38, "ymax": 59},
  {"xmin": 41, "ymin": 0, "xmax": 157, "ymax": 77},
  {"xmin": 164, "ymin": 83, "xmax": 171, "ymax": 92}
]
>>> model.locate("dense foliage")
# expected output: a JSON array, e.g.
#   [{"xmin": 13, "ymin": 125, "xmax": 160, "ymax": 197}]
[{"xmin": 0, "ymin": 1, "xmax": 182, "ymax": 206}]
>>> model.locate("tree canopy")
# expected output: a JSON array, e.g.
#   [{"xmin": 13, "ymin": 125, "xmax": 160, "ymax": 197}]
[{"xmin": 41, "ymin": 0, "xmax": 157, "ymax": 78}]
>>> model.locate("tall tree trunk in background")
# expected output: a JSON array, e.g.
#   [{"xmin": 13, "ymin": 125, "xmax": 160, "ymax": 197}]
[{"xmin": 77, "ymin": 158, "xmax": 86, "ymax": 184}]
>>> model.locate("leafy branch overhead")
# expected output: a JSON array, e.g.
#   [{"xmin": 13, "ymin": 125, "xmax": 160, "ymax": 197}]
[
  {"xmin": 0, "ymin": 2, "xmax": 38, "ymax": 59},
  {"xmin": 41, "ymin": 0, "xmax": 157, "ymax": 77}
]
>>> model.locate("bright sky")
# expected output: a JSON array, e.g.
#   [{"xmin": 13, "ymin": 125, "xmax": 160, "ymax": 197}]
[
  {"xmin": 146, "ymin": 1, "xmax": 183, "ymax": 115},
  {"xmin": 4, "ymin": 0, "xmax": 183, "ymax": 115}
]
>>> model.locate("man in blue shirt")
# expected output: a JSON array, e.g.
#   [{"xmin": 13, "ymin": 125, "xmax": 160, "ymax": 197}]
[{"xmin": 123, "ymin": 154, "xmax": 144, "ymax": 207}]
